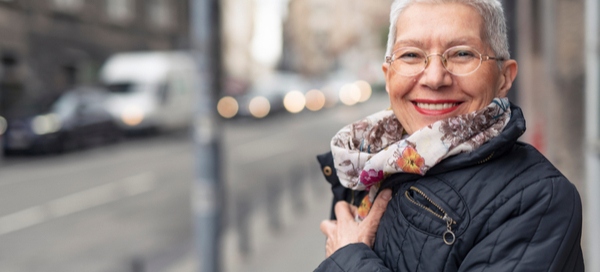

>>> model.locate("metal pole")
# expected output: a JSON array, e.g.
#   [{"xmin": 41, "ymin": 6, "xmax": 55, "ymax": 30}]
[
  {"xmin": 585, "ymin": 0, "xmax": 600, "ymax": 270},
  {"xmin": 190, "ymin": 0, "xmax": 222, "ymax": 271}
]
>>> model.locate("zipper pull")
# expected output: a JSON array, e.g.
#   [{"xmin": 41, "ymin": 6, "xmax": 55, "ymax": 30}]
[{"xmin": 443, "ymin": 214, "xmax": 455, "ymax": 245}]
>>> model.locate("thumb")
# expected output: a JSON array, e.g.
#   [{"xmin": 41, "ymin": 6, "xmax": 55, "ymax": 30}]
[{"xmin": 320, "ymin": 220, "xmax": 337, "ymax": 236}]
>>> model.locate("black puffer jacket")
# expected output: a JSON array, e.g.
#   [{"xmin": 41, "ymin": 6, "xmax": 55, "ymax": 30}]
[{"xmin": 315, "ymin": 105, "xmax": 584, "ymax": 272}]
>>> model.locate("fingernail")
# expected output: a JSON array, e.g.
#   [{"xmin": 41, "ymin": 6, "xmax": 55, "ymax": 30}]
[{"xmin": 381, "ymin": 189, "xmax": 392, "ymax": 200}]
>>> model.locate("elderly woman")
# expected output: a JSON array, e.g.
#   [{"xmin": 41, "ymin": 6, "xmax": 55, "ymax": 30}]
[{"xmin": 315, "ymin": 0, "xmax": 584, "ymax": 271}]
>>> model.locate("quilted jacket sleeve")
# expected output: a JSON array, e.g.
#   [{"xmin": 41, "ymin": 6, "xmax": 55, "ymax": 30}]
[
  {"xmin": 314, "ymin": 243, "xmax": 392, "ymax": 272},
  {"xmin": 458, "ymin": 176, "xmax": 584, "ymax": 272},
  {"xmin": 317, "ymin": 152, "xmax": 368, "ymax": 220},
  {"xmin": 317, "ymin": 152, "xmax": 349, "ymax": 220}
]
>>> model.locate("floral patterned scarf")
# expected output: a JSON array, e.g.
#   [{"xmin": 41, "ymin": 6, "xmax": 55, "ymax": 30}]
[{"xmin": 331, "ymin": 98, "xmax": 511, "ymax": 221}]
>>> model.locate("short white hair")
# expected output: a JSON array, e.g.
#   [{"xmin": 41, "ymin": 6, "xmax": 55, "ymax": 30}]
[{"xmin": 385, "ymin": 0, "xmax": 509, "ymax": 63}]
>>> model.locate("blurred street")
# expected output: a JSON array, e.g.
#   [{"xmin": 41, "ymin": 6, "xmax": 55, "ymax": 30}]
[
  {"xmin": 0, "ymin": 92, "xmax": 389, "ymax": 272},
  {"xmin": 0, "ymin": 0, "xmax": 595, "ymax": 269}
]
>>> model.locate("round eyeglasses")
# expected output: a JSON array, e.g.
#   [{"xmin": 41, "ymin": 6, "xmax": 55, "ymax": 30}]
[{"xmin": 385, "ymin": 46, "xmax": 505, "ymax": 76}]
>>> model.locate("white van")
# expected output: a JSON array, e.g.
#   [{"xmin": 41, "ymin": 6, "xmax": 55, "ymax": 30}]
[{"xmin": 99, "ymin": 51, "xmax": 197, "ymax": 132}]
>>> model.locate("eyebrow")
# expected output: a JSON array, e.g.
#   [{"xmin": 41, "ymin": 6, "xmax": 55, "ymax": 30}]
[
  {"xmin": 394, "ymin": 39, "xmax": 426, "ymax": 49},
  {"xmin": 394, "ymin": 37, "xmax": 484, "ymax": 51},
  {"xmin": 445, "ymin": 37, "xmax": 483, "ymax": 48}
]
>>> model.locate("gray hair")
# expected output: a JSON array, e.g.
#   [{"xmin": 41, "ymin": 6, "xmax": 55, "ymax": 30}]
[{"xmin": 385, "ymin": 0, "xmax": 509, "ymax": 65}]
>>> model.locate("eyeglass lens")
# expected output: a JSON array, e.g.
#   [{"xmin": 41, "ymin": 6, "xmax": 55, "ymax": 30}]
[{"xmin": 390, "ymin": 46, "xmax": 483, "ymax": 76}]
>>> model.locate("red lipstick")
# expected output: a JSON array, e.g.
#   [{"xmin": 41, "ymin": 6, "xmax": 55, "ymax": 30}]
[{"xmin": 412, "ymin": 100, "xmax": 462, "ymax": 116}]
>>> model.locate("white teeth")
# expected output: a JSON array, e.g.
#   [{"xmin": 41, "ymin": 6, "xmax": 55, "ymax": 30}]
[{"xmin": 416, "ymin": 102, "xmax": 459, "ymax": 110}]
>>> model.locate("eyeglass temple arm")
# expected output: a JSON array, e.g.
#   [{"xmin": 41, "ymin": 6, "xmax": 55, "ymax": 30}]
[{"xmin": 483, "ymin": 56, "xmax": 505, "ymax": 61}]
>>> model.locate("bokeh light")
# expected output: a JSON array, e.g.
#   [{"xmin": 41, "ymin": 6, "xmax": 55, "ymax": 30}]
[
  {"xmin": 217, "ymin": 96, "xmax": 239, "ymax": 118},
  {"xmin": 249, "ymin": 96, "xmax": 271, "ymax": 118},
  {"xmin": 31, "ymin": 113, "xmax": 61, "ymax": 135},
  {"xmin": 304, "ymin": 89, "xmax": 326, "ymax": 111},
  {"xmin": 121, "ymin": 105, "xmax": 145, "ymax": 126},
  {"xmin": 355, "ymin": 80, "xmax": 372, "ymax": 102},
  {"xmin": 339, "ymin": 83, "xmax": 361, "ymax": 106},
  {"xmin": 283, "ymin": 90, "xmax": 306, "ymax": 113}
]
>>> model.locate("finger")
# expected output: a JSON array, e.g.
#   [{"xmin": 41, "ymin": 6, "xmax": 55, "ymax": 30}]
[
  {"xmin": 349, "ymin": 204, "xmax": 359, "ymax": 217},
  {"xmin": 325, "ymin": 237, "xmax": 334, "ymax": 257},
  {"xmin": 334, "ymin": 201, "xmax": 355, "ymax": 221},
  {"xmin": 362, "ymin": 189, "xmax": 392, "ymax": 224},
  {"xmin": 320, "ymin": 220, "xmax": 337, "ymax": 236},
  {"xmin": 326, "ymin": 238, "xmax": 334, "ymax": 258}
]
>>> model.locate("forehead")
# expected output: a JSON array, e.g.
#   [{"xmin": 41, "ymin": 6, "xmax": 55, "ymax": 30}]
[{"xmin": 394, "ymin": 2, "xmax": 485, "ymax": 49}]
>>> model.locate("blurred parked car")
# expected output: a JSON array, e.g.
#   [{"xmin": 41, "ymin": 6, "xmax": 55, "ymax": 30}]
[
  {"xmin": 99, "ymin": 51, "xmax": 197, "ymax": 133},
  {"xmin": 3, "ymin": 87, "xmax": 121, "ymax": 154}
]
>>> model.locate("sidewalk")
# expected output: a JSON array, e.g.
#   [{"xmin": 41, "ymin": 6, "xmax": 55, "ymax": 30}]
[{"xmin": 162, "ymin": 168, "xmax": 331, "ymax": 272}]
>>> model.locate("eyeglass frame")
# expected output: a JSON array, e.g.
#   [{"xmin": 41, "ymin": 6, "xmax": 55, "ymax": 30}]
[{"xmin": 385, "ymin": 46, "xmax": 505, "ymax": 76}]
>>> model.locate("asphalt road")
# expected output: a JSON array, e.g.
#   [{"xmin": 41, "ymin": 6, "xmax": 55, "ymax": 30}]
[{"xmin": 0, "ymin": 92, "xmax": 390, "ymax": 272}]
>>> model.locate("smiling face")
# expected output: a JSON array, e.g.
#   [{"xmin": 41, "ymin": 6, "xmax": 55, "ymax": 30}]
[{"xmin": 382, "ymin": 2, "xmax": 517, "ymax": 135}]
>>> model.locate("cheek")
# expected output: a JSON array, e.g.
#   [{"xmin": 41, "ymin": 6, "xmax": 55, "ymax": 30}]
[
  {"xmin": 458, "ymin": 74, "xmax": 499, "ymax": 102},
  {"xmin": 387, "ymin": 76, "xmax": 416, "ymax": 100},
  {"xmin": 474, "ymin": 67, "xmax": 501, "ymax": 98}
]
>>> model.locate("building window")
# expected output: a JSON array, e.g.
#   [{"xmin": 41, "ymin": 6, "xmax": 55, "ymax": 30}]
[
  {"xmin": 147, "ymin": 0, "xmax": 171, "ymax": 29},
  {"xmin": 53, "ymin": 0, "xmax": 83, "ymax": 13},
  {"xmin": 106, "ymin": 0, "xmax": 134, "ymax": 23}
]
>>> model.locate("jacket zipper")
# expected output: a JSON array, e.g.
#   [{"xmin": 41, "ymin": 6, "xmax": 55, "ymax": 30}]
[{"xmin": 405, "ymin": 186, "xmax": 456, "ymax": 245}]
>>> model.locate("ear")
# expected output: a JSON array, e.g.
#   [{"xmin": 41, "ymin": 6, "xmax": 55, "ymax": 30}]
[
  {"xmin": 496, "ymin": 60, "xmax": 518, "ymax": 98},
  {"xmin": 382, "ymin": 62, "xmax": 391, "ymax": 94}
]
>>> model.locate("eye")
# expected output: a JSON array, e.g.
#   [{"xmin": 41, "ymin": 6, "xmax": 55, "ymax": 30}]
[
  {"xmin": 446, "ymin": 47, "xmax": 478, "ymax": 59},
  {"xmin": 401, "ymin": 52, "xmax": 419, "ymax": 58},
  {"xmin": 395, "ymin": 49, "xmax": 425, "ymax": 63},
  {"xmin": 456, "ymin": 51, "xmax": 474, "ymax": 57},
  {"xmin": 451, "ymin": 50, "xmax": 475, "ymax": 58}
]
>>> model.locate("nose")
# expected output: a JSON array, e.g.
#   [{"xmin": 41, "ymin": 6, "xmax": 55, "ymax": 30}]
[{"xmin": 421, "ymin": 54, "xmax": 452, "ymax": 90}]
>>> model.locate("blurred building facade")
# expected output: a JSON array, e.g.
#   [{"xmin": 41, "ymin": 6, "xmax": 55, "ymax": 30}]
[
  {"xmin": 221, "ymin": 0, "xmax": 254, "ymax": 95},
  {"xmin": 0, "ymin": 0, "xmax": 190, "ymax": 114},
  {"xmin": 510, "ymin": 0, "xmax": 585, "ymax": 189},
  {"xmin": 282, "ymin": 0, "xmax": 390, "ymax": 81},
  {"xmin": 220, "ymin": 0, "xmax": 391, "ymax": 95}
]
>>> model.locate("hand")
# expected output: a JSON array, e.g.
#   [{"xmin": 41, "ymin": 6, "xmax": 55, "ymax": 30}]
[{"xmin": 320, "ymin": 189, "xmax": 392, "ymax": 257}]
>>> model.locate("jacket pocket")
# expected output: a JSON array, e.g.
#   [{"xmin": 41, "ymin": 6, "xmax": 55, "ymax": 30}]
[{"xmin": 399, "ymin": 182, "xmax": 469, "ymax": 245}]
